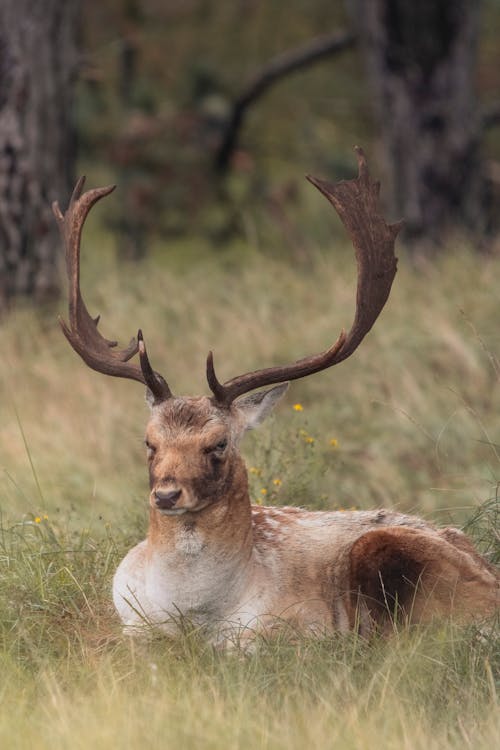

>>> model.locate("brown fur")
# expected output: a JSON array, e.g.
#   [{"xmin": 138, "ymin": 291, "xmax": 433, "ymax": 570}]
[{"xmin": 349, "ymin": 527, "xmax": 499, "ymax": 631}]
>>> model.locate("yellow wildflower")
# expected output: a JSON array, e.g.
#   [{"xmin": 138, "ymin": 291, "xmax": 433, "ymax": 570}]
[
  {"xmin": 43, "ymin": 514, "xmax": 49, "ymax": 520},
  {"xmin": 293, "ymin": 403, "xmax": 303, "ymax": 412},
  {"xmin": 272, "ymin": 478, "xmax": 282, "ymax": 487},
  {"xmin": 305, "ymin": 436, "xmax": 315, "ymax": 444},
  {"xmin": 34, "ymin": 517, "xmax": 41, "ymax": 524},
  {"xmin": 260, "ymin": 488, "xmax": 268, "ymax": 496},
  {"xmin": 329, "ymin": 438, "xmax": 338, "ymax": 448},
  {"xmin": 249, "ymin": 467, "xmax": 261, "ymax": 476}
]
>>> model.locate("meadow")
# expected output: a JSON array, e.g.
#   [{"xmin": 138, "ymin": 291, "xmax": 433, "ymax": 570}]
[{"xmin": 0, "ymin": 216, "xmax": 499, "ymax": 748}]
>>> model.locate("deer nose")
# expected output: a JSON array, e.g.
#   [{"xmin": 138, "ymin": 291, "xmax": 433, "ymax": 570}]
[{"xmin": 155, "ymin": 488, "xmax": 182, "ymax": 510}]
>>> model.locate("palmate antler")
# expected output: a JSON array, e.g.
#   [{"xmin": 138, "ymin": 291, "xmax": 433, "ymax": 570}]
[
  {"xmin": 54, "ymin": 148, "xmax": 401, "ymax": 407},
  {"xmin": 207, "ymin": 147, "xmax": 402, "ymax": 404}
]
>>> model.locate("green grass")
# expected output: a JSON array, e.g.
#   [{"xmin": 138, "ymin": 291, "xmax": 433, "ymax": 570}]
[{"xmin": 0, "ymin": 230, "xmax": 499, "ymax": 748}]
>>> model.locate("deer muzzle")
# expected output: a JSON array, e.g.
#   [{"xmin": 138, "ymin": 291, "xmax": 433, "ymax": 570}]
[{"xmin": 154, "ymin": 488, "xmax": 182, "ymax": 510}]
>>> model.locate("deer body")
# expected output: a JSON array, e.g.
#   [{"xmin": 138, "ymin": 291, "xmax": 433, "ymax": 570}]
[
  {"xmin": 113, "ymin": 506, "xmax": 429, "ymax": 640},
  {"xmin": 111, "ymin": 396, "xmax": 498, "ymax": 644},
  {"xmin": 54, "ymin": 150, "xmax": 499, "ymax": 645}
]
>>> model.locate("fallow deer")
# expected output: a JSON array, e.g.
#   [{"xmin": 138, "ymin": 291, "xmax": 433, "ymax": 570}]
[{"xmin": 53, "ymin": 148, "xmax": 499, "ymax": 645}]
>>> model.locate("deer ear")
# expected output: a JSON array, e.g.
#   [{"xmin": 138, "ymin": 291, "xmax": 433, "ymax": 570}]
[{"xmin": 235, "ymin": 383, "xmax": 289, "ymax": 430}]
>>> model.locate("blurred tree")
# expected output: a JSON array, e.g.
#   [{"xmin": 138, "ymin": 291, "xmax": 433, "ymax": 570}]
[
  {"xmin": 78, "ymin": 0, "xmax": 499, "ymax": 253},
  {"xmin": 115, "ymin": 0, "xmax": 148, "ymax": 260},
  {"xmin": 215, "ymin": 30, "xmax": 356, "ymax": 174},
  {"xmin": 0, "ymin": 0, "xmax": 79, "ymax": 311},
  {"xmin": 351, "ymin": 0, "xmax": 486, "ymax": 249}
]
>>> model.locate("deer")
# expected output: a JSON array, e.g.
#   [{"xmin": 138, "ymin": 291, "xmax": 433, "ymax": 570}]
[{"xmin": 53, "ymin": 148, "xmax": 499, "ymax": 646}]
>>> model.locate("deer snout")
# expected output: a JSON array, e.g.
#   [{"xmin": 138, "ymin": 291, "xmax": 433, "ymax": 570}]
[{"xmin": 154, "ymin": 488, "xmax": 182, "ymax": 510}]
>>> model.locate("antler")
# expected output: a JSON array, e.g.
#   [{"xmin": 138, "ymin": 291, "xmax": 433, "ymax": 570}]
[
  {"xmin": 207, "ymin": 147, "xmax": 402, "ymax": 405},
  {"xmin": 53, "ymin": 178, "xmax": 172, "ymax": 403}
]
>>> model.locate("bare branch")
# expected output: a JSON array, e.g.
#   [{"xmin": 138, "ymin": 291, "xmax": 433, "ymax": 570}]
[{"xmin": 215, "ymin": 30, "xmax": 356, "ymax": 174}]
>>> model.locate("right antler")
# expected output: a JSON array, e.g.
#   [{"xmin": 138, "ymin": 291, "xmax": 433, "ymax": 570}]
[
  {"xmin": 207, "ymin": 147, "xmax": 402, "ymax": 405},
  {"xmin": 53, "ymin": 178, "xmax": 171, "ymax": 403}
]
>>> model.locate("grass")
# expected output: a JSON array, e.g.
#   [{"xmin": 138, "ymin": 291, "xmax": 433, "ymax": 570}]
[{"xmin": 0, "ymin": 224, "xmax": 499, "ymax": 747}]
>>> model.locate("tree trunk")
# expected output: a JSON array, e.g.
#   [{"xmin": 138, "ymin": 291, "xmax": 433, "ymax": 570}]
[
  {"xmin": 0, "ymin": 0, "xmax": 79, "ymax": 311},
  {"xmin": 352, "ymin": 0, "xmax": 485, "ymax": 249}
]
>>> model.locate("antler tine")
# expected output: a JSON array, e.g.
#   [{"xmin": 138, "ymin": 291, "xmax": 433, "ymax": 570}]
[
  {"xmin": 207, "ymin": 147, "xmax": 402, "ymax": 406},
  {"xmin": 53, "ymin": 178, "xmax": 172, "ymax": 403}
]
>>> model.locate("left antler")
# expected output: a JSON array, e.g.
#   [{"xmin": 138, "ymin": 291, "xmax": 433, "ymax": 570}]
[
  {"xmin": 53, "ymin": 177, "xmax": 172, "ymax": 403},
  {"xmin": 207, "ymin": 147, "xmax": 402, "ymax": 406}
]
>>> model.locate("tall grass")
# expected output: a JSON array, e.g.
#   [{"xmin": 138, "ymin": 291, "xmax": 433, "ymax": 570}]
[
  {"xmin": 0, "ymin": 230, "xmax": 499, "ymax": 748},
  {"xmin": 1, "ymin": 234, "xmax": 499, "ymax": 525}
]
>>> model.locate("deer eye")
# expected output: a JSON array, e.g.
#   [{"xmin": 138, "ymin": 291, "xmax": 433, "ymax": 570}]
[
  {"xmin": 145, "ymin": 440, "xmax": 157, "ymax": 458},
  {"xmin": 205, "ymin": 438, "xmax": 228, "ymax": 454}
]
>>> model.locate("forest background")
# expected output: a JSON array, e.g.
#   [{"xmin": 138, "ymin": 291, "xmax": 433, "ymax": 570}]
[{"xmin": 0, "ymin": 2, "xmax": 499, "ymax": 749}]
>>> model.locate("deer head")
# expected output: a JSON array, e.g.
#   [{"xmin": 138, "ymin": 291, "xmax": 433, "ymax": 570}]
[{"xmin": 53, "ymin": 148, "xmax": 401, "ymax": 518}]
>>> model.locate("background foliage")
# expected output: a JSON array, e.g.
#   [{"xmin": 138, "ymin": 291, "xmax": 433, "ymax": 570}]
[
  {"xmin": 79, "ymin": 0, "xmax": 500, "ymax": 250},
  {"xmin": 0, "ymin": 1, "xmax": 499, "ymax": 748}
]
